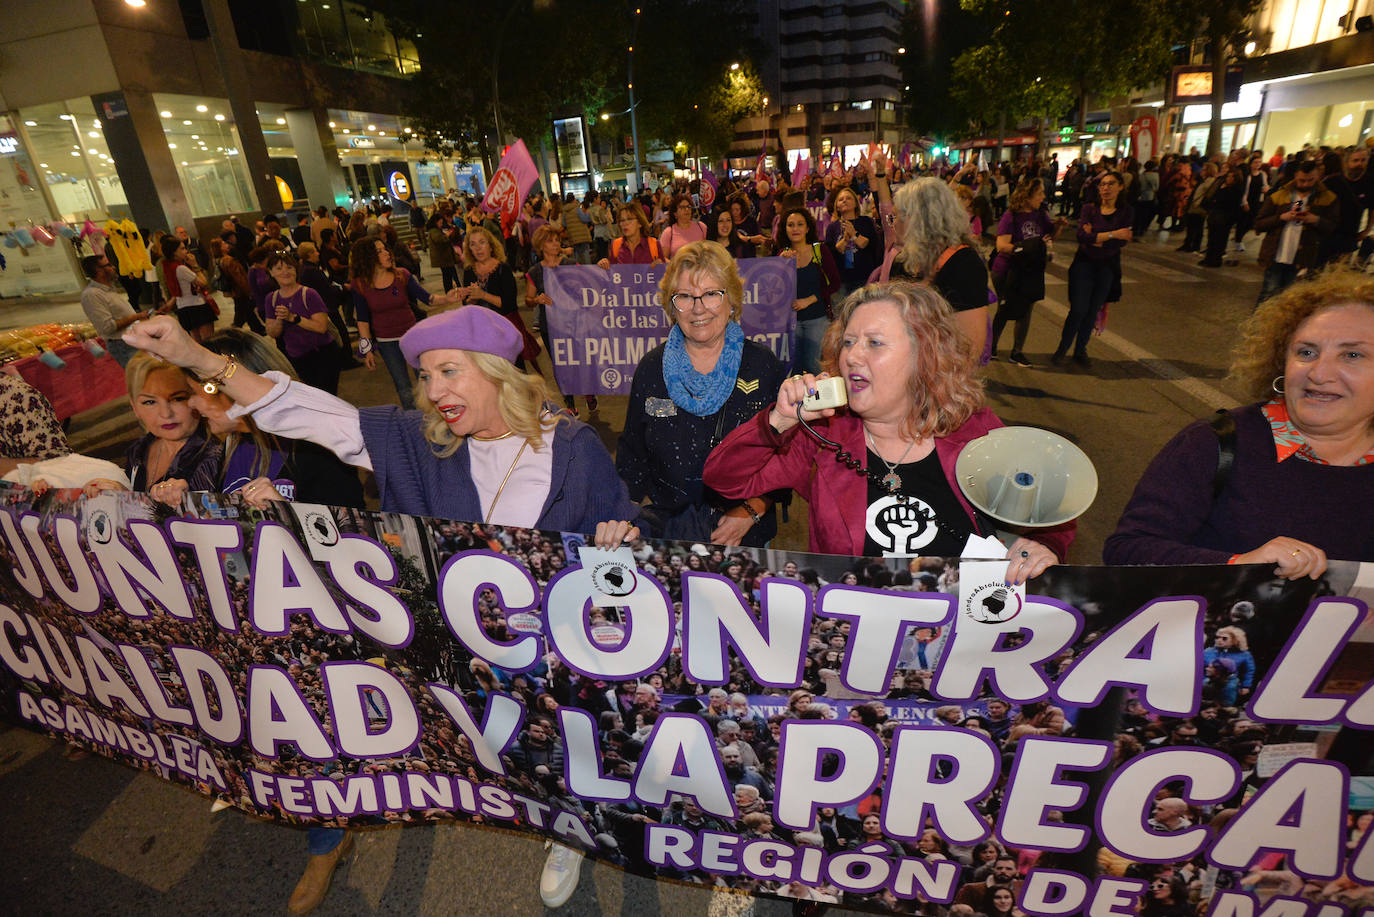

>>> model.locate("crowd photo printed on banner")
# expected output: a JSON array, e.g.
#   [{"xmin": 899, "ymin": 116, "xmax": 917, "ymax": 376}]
[{"xmin": 0, "ymin": 485, "xmax": 1372, "ymax": 914}]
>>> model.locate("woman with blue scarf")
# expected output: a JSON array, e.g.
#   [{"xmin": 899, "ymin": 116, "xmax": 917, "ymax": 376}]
[{"xmin": 616, "ymin": 241, "xmax": 787, "ymax": 546}]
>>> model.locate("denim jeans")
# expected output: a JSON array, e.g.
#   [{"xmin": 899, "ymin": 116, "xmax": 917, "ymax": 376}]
[
  {"xmin": 1257, "ymin": 262, "xmax": 1299, "ymax": 304},
  {"xmin": 376, "ymin": 339, "xmax": 415, "ymax": 410},
  {"xmin": 794, "ymin": 316, "xmax": 829, "ymax": 375},
  {"xmin": 308, "ymin": 826, "xmax": 345, "ymax": 855}
]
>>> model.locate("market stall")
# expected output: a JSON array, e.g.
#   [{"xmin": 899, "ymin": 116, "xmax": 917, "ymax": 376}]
[{"xmin": 0, "ymin": 324, "xmax": 127, "ymax": 421}]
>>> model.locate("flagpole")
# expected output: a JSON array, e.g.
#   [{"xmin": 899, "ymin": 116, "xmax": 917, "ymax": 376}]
[{"xmin": 628, "ymin": 7, "xmax": 644, "ymax": 192}]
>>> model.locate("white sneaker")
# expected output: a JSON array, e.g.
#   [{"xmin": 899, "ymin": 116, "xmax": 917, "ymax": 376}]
[{"xmin": 540, "ymin": 842, "xmax": 583, "ymax": 908}]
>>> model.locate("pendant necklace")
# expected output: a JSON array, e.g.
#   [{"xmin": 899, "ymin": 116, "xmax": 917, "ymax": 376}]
[{"xmin": 865, "ymin": 428, "xmax": 917, "ymax": 494}]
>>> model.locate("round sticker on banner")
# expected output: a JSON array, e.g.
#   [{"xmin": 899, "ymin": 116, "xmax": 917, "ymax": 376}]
[
  {"xmin": 600, "ymin": 367, "xmax": 622, "ymax": 389},
  {"xmin": 699, "ymin": 181, "xmax": 716, "ymax": 210},
  {"xmin": 507, "ymin": 612, "xmax": 543, "ymax": 634},
  {"xmin": 591, "ymin": 623, "xmax": 626, "ymax": 647},
  {"xmin": 388, "ymin": 171, "xmax": 411, "ymax": 200},
  {"xmin": 591, "ymin": 559, "xmax": 637, "ymax": 599},
  {"xmin": 303, "ymin": 511, "xmax": 338, "ymax": 547},
  {"xmin": 962, "ymin": 581, "xmax": 1021, "ymax": 624},
  {"xmin": 86, "ymin": 508, "xmax": 114, "ymax": 545}
]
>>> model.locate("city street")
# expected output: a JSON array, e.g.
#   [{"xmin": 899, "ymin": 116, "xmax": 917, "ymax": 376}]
[
  {"xmin": 0, "ymin": 227, "xmax": 1265, "ymax": 916},
  {"xmin": 5, "ymin": 225, "xmax": 1260, "ymax": 563}
]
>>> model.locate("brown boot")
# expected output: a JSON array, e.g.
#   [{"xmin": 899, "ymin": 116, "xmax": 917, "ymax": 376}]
[{"xmin": 287, "ymin": 832, "xmax": 354, "ymax": 916}]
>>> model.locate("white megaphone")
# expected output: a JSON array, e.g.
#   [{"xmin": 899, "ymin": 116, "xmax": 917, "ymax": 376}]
[{"xmin": 955, "ymin": 426, "xmax": 1098, "ymax": 527}]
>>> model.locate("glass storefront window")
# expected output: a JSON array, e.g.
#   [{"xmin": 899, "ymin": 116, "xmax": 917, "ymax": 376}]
[
  {"xmin": 0, "ymin": 114, "xmax": 81, "ymax": 297},
  {"xmin": 153, "ymin": 94, "xmax": 256, "ymax": 218},
  {"xmin": 18, "ymin": 99, "xmax": 128, "ymax": 223}
]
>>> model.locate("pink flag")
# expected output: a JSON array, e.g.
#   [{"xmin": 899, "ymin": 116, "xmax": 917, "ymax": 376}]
[
  {"xmin": 828, "ymin": 150, "xmax": 843, "ymax": 179},
  {"xmin": 480, "ymin": 139, "xmax": 540, "ymax": 236},
  {"xmin": 700, "ymin": 168, "xmax": 718, "ymax": 211},
  {"xmin": 792, "ymin": 154, "xmax": 810, "ymax": 185}
]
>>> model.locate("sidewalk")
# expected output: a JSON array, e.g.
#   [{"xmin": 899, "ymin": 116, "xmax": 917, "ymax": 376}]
[{"xmin": 0, "ymin": 294, "xmax": 88, "ymax": 333}]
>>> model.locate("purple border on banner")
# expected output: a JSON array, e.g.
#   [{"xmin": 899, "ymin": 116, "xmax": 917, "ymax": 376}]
[{"xmin": 544, "ymin": 258, "xmax": 797, "ymax": 395}]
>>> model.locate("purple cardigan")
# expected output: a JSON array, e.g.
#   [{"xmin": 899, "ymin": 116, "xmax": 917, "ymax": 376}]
[
  {"xmin": 357, "ymin": 406, "xmax": 640, "ymax": 533},
  {"xmin": 1103, "ymin": 403, "xmax": 1374, "ymax": 565}
]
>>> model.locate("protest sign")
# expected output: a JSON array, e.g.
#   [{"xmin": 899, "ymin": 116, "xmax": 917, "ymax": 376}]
[
  {"xmin": 542, "ymin": 258, "xmax": 796, "ymax": 395},
  {"xmin": 1, "ymin": 485, "xmax": 1371, "ymax": 915}
]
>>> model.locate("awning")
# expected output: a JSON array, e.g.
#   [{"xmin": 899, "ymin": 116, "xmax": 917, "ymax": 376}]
[{"xmin": 951, "ymin": 135, "xmax": 1039, "ymax": 150}]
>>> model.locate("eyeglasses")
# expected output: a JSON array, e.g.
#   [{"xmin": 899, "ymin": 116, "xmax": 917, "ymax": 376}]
[{"xmin": 670, "ymin": 290, "xmax": 727, "ymax": 311}]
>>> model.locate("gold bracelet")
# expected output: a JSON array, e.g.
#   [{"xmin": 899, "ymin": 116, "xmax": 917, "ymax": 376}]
[{"xmin": 200, "ymin": 356, "xmax": 238, "ymax": 394}]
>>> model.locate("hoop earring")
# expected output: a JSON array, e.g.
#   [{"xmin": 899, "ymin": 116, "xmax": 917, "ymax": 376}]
[{"xmin": 1271, "ymin": 375, "xmax": 1286, "ymax": 395}]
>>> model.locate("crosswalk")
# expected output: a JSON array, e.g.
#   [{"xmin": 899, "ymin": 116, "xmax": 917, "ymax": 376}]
[{"xmin": 1044, "ymin": 245, "xmax": 1255, "ymax": 286}]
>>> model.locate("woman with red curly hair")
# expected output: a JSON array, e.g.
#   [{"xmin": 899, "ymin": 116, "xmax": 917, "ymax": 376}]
[{"xmin": 704, "ymin": 282, "xmax": 1074, "ymax": 581}]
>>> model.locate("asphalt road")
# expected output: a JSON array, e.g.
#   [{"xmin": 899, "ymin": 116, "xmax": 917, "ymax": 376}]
[{"xmin": 0, "ymin": 227, "xmax": 1263, "ymax": 915}]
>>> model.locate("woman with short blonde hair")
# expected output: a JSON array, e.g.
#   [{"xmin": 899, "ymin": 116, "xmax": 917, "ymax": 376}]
[{"xmin": 617, "ymin": 240, "xmax": 787, "ymax": 546}]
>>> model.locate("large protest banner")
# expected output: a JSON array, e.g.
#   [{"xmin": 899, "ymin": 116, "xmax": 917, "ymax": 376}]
[
  {"xmin": 543, "ymin": 258, "xmax": 797, "ymax": 395},
  {"xmin": 1, "ymin": 484, "xmax": 1372, "ymax": 915}
]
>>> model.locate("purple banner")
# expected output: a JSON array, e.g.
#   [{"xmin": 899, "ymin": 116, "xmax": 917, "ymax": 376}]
[{"xmin": 543, "ymin": 258, "xmax": 797, "ymax": 395}]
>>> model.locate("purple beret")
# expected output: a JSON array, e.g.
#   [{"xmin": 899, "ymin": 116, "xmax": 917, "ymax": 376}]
[{"xmin": 399, "ymin": 306, "xmax": 522, "ymax": 367}]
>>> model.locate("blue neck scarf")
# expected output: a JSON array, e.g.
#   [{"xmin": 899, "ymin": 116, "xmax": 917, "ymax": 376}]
[{"xmin": 662, "ymin": 322, "xmax": 744, "ymax": 417}]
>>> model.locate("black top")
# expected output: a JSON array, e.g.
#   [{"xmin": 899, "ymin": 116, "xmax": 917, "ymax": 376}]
[
  {"xmin": 299, "ymin": 263, "xmax": 341, "ymax": 311},
  {"xmin": 890, "ymin": 245, "xmax": 990, "ymax": 312},
  {"xmin": 616, "ymin": 338, "xmax": 787, "ymax": 546},
  {"xmin": 125, "ymin": 429, "xmax": 224, "ymax": 494},
  {"xmin": 795, "ymin": 260, "xmax": 828, "ymax": 322},
  {"xmin": 223, "ymin": 438, "xmax": 365, "ymax": 508},
  {"xmin": 463, "ymin": 262, "xmax": 518, "ymax": 316},
  {"xmin": 526, "ymin": 257, "xmax": 574, "ymax": 297},
  {"xmin": 861, "ymin": 449, "xmax": 977, "ymax": 557},
  {"xmin": 824, "ymin": 215, "xmax": 880, "ymax": 288}
]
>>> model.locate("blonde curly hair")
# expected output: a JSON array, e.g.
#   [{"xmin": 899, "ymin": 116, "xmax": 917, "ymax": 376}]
[
  {"xmin": 821, "ymin": 282, "xmax": 984, "ymax": 440},
  {"xmin": 1232, "ymin": 268, "xmax": 1374, "ymax": 400},
  {"xmin": 413, "ymin": 351, "xmax": 564, "ymax": 458}
]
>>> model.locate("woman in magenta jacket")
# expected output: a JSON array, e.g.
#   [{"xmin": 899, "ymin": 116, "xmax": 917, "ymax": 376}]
[{"xmin": 703, "ymin": 282, "xmax": 1074, "ymax": 576}]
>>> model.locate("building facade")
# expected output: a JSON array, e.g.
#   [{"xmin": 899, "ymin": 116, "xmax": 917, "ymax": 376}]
[
  {"xmin": 0, "ymin": 0, "xmax": 471, "ymax": 299},
  {"xmin": 730, "ymin": 0, "xmax": 907, "ymax": 175}
]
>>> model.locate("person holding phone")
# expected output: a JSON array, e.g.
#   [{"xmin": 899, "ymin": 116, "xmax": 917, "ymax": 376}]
[{"xmin": 1253, "ymin": 159, "xmax": 1339, "ymax": 303}]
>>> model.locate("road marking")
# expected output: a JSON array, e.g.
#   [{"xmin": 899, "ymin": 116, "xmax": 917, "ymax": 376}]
[{"xmin": 1038, "ymin": 295, "xmax": 1240, "ymax": 412}]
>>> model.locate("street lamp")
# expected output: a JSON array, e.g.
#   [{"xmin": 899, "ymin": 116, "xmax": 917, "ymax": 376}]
[
  {"xmin": 730, "ymin": 62, "xmax": 740, "ymax": 71},
  {"xmin": 599, "ymin": 100, "xmax": 643, "ymax": 186},
  {"xmin": 625, "ymin": 8, "xmax": 644, "ymax": 190}
]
